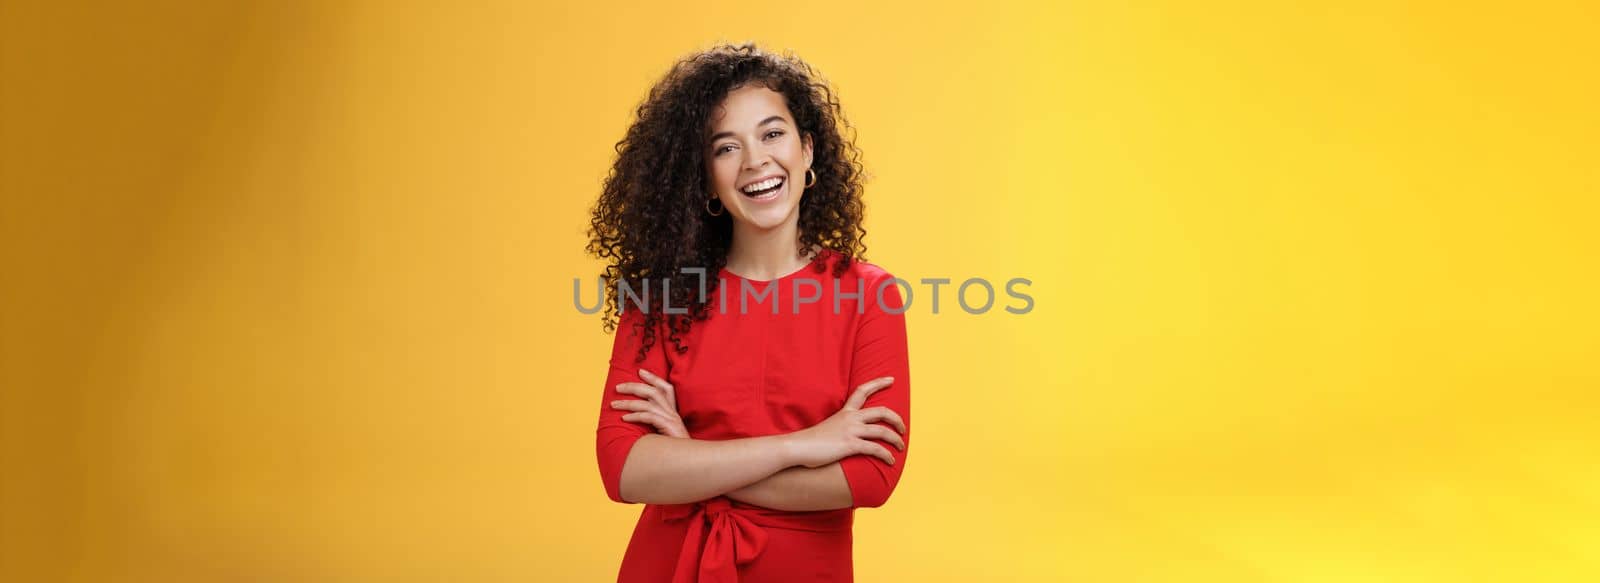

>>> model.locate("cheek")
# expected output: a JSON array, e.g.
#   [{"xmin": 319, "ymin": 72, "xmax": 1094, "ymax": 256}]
[
  {"xmin": 784, "ymin": 140, "xmax": 809, "ymax": 165},
  {"xmin": 710, "ymin": 159, "xmax": 739, "ymax": 191}
]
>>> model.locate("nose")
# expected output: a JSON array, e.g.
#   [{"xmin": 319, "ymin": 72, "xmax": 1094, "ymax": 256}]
[{"xmin": 741, "ymin": 147, "xmax": 771, "ymax": 172}]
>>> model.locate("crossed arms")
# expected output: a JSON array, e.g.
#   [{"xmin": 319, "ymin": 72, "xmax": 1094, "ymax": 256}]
[
  {"xmin": 600, "ymin": 371, "xmax": 906, "ymax": 511},
  {"xmin": 594, "ymin": 283, "xmax": 911, "ymax": 512}
]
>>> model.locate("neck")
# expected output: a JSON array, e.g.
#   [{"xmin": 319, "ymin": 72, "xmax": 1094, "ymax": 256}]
[{"xmin": 725, "ymin": 218, "xmax": 811, "ymax": 280}]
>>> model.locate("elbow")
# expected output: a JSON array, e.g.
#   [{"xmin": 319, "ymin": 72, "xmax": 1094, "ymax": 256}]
[
  {"xmin": 600, "ymin": 466, "xmax": 633, "ymax": 504},
  {"xmin": 604, "ymin": 477, "xmax": 633, "ymax": 504},
  {"xmin": 842, "ymin": 469, "xmax": 899, "ymax": 509},
  {"xmin": 853, "ymin": 493, "xmax": 890, "ymax": 509},
  {"xmin": 850, "ymin": 483, "xmax": 895, "ymax": 508},
  {"xmin": 602, "ymin": 455, "xmax": 652, "ymax": 504},
  {"xmin": 613, "ymin": 472, "xmax": 646, "ymax": 504},
  {"xmin": 841, "ymin": 453, "xmax": 905, "ymax": 509},
  {"xmin": 597, "ymin": 430, "xmax": 647, "ymax": 504}
]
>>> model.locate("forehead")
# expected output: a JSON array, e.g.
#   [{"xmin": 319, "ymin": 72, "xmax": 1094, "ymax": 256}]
[{"xmin": 709, "ymin": 84, "xmax": 793, "ymax": 131}]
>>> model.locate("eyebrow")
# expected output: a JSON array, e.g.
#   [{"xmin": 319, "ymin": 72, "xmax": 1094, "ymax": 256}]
[{"xmin": 709, "ymin": 115, "xmax": 790, "ymax": 143}]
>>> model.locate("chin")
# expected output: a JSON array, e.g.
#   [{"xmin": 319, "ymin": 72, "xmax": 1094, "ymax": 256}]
[{"xmin": 742, "ymin": 210, "xmax": 796, "ymax": 230}]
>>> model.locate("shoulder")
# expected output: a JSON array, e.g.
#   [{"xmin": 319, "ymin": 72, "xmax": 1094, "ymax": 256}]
[
  {"xmin": 818, "ymin": 248, "xmax": 897, "ymax": 284},
  {"xmin": 816, "ymin": 250, "xmax": 907, "ymax": 313}
]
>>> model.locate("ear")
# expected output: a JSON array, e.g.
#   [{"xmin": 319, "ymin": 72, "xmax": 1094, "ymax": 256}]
[{"xmin": 804, "ymin": 132, "xmax": 815, "ymax": 167}]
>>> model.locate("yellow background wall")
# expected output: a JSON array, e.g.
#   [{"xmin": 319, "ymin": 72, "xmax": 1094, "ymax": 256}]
[{"xmin": 3, "ymin": 1, "xmax": 1595, "ymax": 581}]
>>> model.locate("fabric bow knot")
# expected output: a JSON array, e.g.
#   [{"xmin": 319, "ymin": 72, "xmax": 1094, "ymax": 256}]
[{"xmin": 663, "ymin": 497, "xmax": 770, "ymax": 583}]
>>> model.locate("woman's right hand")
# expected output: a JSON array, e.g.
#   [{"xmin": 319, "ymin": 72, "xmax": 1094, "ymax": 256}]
[
  {"xmin": 611, "ymin": 368, "xmax": 689, "ymax": 439},
  {"xmin": 785, "ymin": 377, "xmax": 908, "ymax": 468}
]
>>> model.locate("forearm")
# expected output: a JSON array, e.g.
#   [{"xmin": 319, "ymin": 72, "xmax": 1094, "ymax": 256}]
[
  {"xmin": 724, "ymin": 461, "xmax": 853, "ymax": 511},
  {"xmin": 618, "ymin": 433, "xmax": 796, "ymax": 504}
]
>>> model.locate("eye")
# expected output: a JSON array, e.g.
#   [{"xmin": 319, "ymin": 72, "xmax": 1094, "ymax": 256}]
[
  {"xmin": 764, "ymin": 129, "xmax": 785, "ymax": 140},
  {"xmin": 714, "ymin": 144, "xmax": 736, "ymax": 156}
]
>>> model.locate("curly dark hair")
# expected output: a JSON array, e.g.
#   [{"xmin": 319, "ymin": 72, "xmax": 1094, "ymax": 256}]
[{"xmin": 587, "ymin": 43, "xmax": 868, "ymax": 362}]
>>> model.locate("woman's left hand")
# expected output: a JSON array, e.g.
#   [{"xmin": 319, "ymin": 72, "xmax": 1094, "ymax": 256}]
[{"xmin": 611, "ymin": 368, "xmax": 689, "ymax": 438}]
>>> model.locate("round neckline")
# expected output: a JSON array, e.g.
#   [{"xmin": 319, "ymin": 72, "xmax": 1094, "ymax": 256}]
[{"xmin": 720, "ymin": 249, "xmax": 831, "ymax": 283}]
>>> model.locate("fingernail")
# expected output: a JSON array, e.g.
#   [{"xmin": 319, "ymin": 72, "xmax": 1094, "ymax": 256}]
[{"xmin": 610, "ymin": 401, "xmax": 620, "ymax": 407}]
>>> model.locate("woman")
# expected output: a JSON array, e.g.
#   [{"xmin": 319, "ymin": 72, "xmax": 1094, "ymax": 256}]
[{"xmin": 589, "ymin": 43, "xmax": 911, "ymax": 583}]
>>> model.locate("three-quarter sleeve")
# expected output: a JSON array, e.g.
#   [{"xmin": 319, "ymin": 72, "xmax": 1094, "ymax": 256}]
[
  {"xmin": 838, "ymin": 271, "xmax": 912, "ymax": 508},
  {"xmin": 595, "ymin": 309, "xmax": 670, "ymax": 504}
]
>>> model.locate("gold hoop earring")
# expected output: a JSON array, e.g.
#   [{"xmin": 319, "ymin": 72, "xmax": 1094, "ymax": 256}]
[
  {"xmin": 705, "ymin": 196, "xmax": 725, "ymax": 216},
  {"xmin": 805, "ymin": 168, "xmax": 817, "ymax": 188}
]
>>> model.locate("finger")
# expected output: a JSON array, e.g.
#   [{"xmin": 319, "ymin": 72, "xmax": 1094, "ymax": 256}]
[
  {"xmin": 639, "ymin": 369, "xmax": 677, "ymax": 409},
  {"xmin": 621, "ymin": 411, "xmax": 669, "ymax": 432},
  {"xmin": 856, "ymin": 440, "xmax": 896, "ymax": 465},
  {"xmin": 611, "ymin": 399, "xmax": 667, "ymax": 416},
  {"xmin": 629, "ymin": 378, "xmax": 674, "ymax": 413},
  {"xmin": 844, "ymin": 377, "xmax": 894, "ymax": 410},
  {"xmin": 857, "ymin": 424, "xmax": 907, "ymax": 451},
  {"xmin": 638, "ymin": 369, "xmax": 672, "ymax": 391},
  {"xmin": 614, "ymin": 400, "xmax": 682, "ymax": 431},
  {"xmin": 621, "ymin": 410, "xmax": 687, "ymax": 439},
  {"xmin": 857, "ymin": 406, "xmax": 908, "ymax": 435},
  {"xmin": 616, "ymin": 382, "xmax": 667, "ymax": 412},
  {"xmin": 616, "ymin": 382, "xmax": 657, "ymax": 400}
]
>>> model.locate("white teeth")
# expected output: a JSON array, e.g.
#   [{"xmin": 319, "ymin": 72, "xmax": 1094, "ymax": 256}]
[{"xmin": 741, "ymin": 177, "xmax": 784, "ymax": 193}]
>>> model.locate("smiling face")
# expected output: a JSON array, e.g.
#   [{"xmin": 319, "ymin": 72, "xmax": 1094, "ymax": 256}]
[{"xmin": 705, "ymin": 84, "xmax": 813, "ymax": 231}]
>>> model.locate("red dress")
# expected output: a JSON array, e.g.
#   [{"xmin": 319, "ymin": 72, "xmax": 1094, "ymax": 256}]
[{"xmin": 595, "ymin": 250, "xmax": 912, "ymax": 583}]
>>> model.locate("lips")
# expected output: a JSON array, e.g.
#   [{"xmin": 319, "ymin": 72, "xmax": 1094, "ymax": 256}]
[
  {"xmin": 740, "ymin": 175, "xmax": 785, "ymax": 198},
  {"xmin": 743, "ymin": 179, "xmax": 784, "ymax": 203}
]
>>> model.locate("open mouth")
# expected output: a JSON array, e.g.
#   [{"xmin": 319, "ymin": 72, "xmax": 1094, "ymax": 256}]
[{"xmin": 739, "ymin": 176, "xmax": 785, "ymax": 200}]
